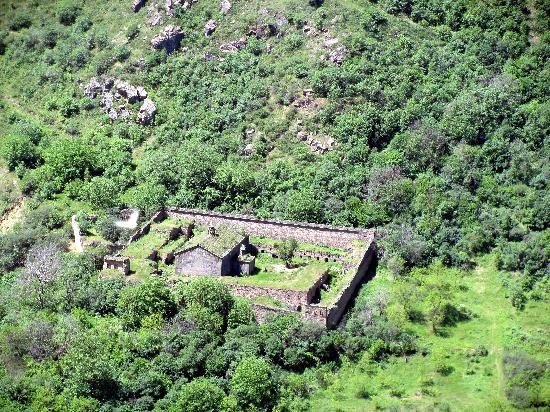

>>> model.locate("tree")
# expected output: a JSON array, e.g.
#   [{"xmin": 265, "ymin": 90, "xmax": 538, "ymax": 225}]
[
  {"xmin": 0, "ymin": 134, "xmax": 40, "ymax": 172},
  {"xmin": 171, "ymin": 378, "xmax": 225, "ymax": 412},
  {"xmin": 276, "ymin": 238, "xmax": 298, "ymax": 268},
  {"xmin": 117, "ymin": 279, "xmax": 175, "ymax": 328},
  {"xmin": 178, "ymin": 277, "xmax": 234, "ymax": 317},
  {"xmin": 230, "ymin": 357, "xmax": 277, "ymax": 409},
  {"xmin": 122, "ymin": 182, "xmax": 167, "ymax": 216},
  {"xmin": 19, "ymin": 241, "xmax": 62, "ymax": 309},
  {"xmin": 227, "ymin": 298, "xmax": 256, "ymax": 329}
]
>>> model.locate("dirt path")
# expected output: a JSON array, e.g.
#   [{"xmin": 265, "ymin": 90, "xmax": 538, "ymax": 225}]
[{"xmin": 0, "ymin": 196, "xmax": 25, "ymax": 233}]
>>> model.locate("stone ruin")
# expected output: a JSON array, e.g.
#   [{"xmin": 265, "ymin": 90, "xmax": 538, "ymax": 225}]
[
  {"xmin": 151, "ymin": 25, "xmax": 184, "ymax": 54},
  {"xmin": 81, "ymin": 77, "xmax": 156, "ymax": 124}
]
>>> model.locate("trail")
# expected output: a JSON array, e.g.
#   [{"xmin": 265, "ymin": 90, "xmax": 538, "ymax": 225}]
[{"xmin": 476, "ymin": 265, "xmax": 505, "ymax": 395}]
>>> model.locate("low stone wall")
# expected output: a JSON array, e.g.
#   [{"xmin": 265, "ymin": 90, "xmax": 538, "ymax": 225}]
[
  {"xmin": 103, "ymin": 256, "xmax": 130, "ymax": 276},
  {"xmin": 326, "ymin": 242, "xmax": 376, "ymax": 328},
  {"xmin": 127, "ymin": 209, "xmax": 167, "ymax": 244},
  {"xmin": 251, "ymin": 304, "xmax": 294, "ymax": 323},
  {"xmin": 166, "ymin": 207, "xmax": 374, "ymax": 249},
  {"xmin": 229, "ymin": 283, "xmax": 309, "ymax": 308},
  {"xmin": 252, "ymin": 244, "xmax": 342, "ymax": 263},
  {"xmin": 302, "ymin": 305, "xmax": 329, "ymax": 325}
]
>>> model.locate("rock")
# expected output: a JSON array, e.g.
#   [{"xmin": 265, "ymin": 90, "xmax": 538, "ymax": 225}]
[
  {"xmin": 147, "ymin": 10, "xmax": 163, "ymax": 26},
  {"xmin": 165, "ymin": 0, "xmax": 184, "ymax": 15},
  {"xmin": 136, "ymin": 86, "xmax": 147, "ymax": 100},
  {"xmin": 107, "ymin": 108, "xmax": 119, "ymax": 121},
  {"xmin": 219, "ymin": 38, "xmax": 247, "ymax": 52},
  {"xmin": 247, "ymin": 23, "xmax": 276, "ymax": 39},
  {"xmin": 100, "ymin": 92, "xmax": 114, "ymax": 110},
  {"xmin": 138, "ymin": 98, "xmax": 156, "ymax": 125},
  {"xmin": 114, "ymin": 79, "xmax": 140, "ymax": 103},
  {"xmin": 83, "ymin": 77, "xmax": 102, "ymax": 98},
  {"xmin": 242, "ymin": 144, "xmax": 255, "ymax": 156},
  {"xmin": 324, "ymin": 38, "xmax": 339, "ymax": 47},
  {"xmin": 266, "ymin": 43, "xmax": 272, "ymax": 53},
  {"xmin": 204, "ymin": 51, "xmax": 216, "ymax": 60},
  {"xmin": 297, "ymin": 131, "xmax": 308, "ymax": 141},
  {"xmin": 275, "ymin": 15, "xmax": 288, "ymax": 27},
  {"xmin": 303, "ymin": 24, "xmax": 318, "ymax": 36},
  {"xmin": 133, "ymin": 0, "xmax": 147, "ymax": 12},
  {"xmin": 118, "ymin": 106, "xmax": 132, "ymax": 120},
  {"xmin": 329, "ymin": 45, "xmax": 347, "ymax": 65},
  {"xmin": 220, "ymin": 0, "xmax": 231, "ymax": 14},
  {"xmin": 151, "ymin": 25, "xmax": 184, "ymax": 54},
  {"xmin": 204, "ymin": 19, "xmax": 217, "ymax": 36}
]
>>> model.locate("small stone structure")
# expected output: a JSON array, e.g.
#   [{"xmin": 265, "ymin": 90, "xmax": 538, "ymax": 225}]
[
  {"xmin": 174, "ymin": 227, "xmax": 253, "ymax": 276},
  {"xmin": 103, "ymin": 256, "xmax": 130, "ymax": 276}
]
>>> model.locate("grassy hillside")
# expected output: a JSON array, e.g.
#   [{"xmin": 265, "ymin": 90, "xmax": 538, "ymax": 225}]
[{"xmin": 0, "ymin": 0, "xmax": 548, "ymax": 410}]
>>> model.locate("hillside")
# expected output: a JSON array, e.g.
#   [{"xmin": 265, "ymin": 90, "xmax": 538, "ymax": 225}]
[{"xmin": 0, "ymin": 0, "xmax": 549, "ymax": 411}]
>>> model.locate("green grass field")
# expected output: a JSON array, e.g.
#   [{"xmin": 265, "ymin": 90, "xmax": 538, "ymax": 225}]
[{"xmin": 309, "ymin": 255, "xmax": 550, "ymax": 411}]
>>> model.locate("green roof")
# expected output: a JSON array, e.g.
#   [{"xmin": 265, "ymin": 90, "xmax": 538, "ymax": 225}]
[{"xmin": 177, "ymin": 227, "xmax": 246, "ymax": 259}]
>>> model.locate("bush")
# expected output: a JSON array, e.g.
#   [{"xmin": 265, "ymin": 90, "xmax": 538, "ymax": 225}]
[
  {"xmin": 171, "ymin": 378, "xmax": 225, "ymax": 412},
  {"xmin": 58, "ymin": 3, "xmax": 81, "ymax": 26},
  {"xmin": 0, "ymin": 134, "xmax": 40, "ymax": 171},
  {"xmin": 230, "ymin": 357, "xmax": 277, "ymax": 409},
  {"xmin": 96, "ymin": 216, "xmax": 121, "ymax": 243},
  {"xmin": 8, "ymin": 13, "xmax": 32, "ymax": 31},
  {"xmin": 117, "ymin": 279, "xmax": 176, "ymax": 328}
]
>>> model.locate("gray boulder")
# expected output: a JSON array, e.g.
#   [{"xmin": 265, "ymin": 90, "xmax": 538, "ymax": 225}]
[
  {"xmin": 133, "ymin": 0, "xmax": 147, "ymax": 12},
  {"xmin": 83, "ymin": 77, "xmax": 102, "ymax": 99},
  {"xmin": 204, "ymin": 19, "xmax": 217, "ymax": 37},
  {"xmin": 219, "ymin": 38, "xmax": 247, "ymax": 52},
  {"xmin": 220, "ymin": 0, "xmax": 231, "ymax": 14},
  {"xmin": 329, "ymin": 45, "xmax": 347, "ymax": 65},
  {"xmin": 151, "ymin": 25, "xmax": 184, "ymax": 54},
  {"xmin": 138, "ymin": 98, "xmax": 156, "ymax": 125}
]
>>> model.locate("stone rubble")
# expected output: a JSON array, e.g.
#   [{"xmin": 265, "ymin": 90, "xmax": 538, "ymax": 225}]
[
  {"xmin": 133, "ymin": 0, "xmax": 147, "ymax": 12},
  {"xmin": 220, "ymin": 0, "xmax": 231, "ymax": 14},
  {"xmin": 83, "ymin": 77, "xmax": 153, "ymax": 124},
  {"xmin": 219, "ymin": 37, "xmax": 247, "ymax": 52},
  {"xmin": 297, "ymin": 130, "xmax": 335, "ymax": 154},
  {"xmin": 151, "ymin": 25, "xmax": 184, "ymax": 53},
  {"xmin": 138, "ymin": 98, "xmax": 157, "ymax": 125},
  {"xmin": 329, "ymin": 45, "xmax": 347, "ymax": 65},
  {"xmin": 242, "ymin": 144, "xmax": 255, "ymax": 156},
  {"xmin": 204, "ymin": 19, "xmax": 217, "ymax": 37}
]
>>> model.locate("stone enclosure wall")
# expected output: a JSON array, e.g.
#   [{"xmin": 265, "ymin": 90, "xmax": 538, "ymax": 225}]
[{"xmin": 165, "ymin": 207, "xmax": 374, "ymax": 249}]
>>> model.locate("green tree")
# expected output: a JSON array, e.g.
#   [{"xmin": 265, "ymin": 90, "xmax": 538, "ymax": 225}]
[
  {"xmin": 171, "ymin": 378, "xmax": 225, "ymax": 412},
  {"xmin": 117, "ymin": 279, "xmax": 175, "ymax": 328},
  {"xmin": 122, "ymin": 182, "xmax": 167, "ymax": 216},
  {"xmin": 230, "ymin": 357, "xmax": 277, "ymax": 410},
  {"xmin": 227, "ymin": 298, "xmax": 256, "ymax": 329},
  {"xmin": 275, "ymin": 238, "xmax": 298, "ymax": 268}
]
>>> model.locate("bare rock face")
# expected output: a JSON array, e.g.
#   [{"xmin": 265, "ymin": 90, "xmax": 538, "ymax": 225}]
[
  {"xmin": 151, "ymin": 25, "xmax": 184, "ymax": 54},
  {"xmin": 247, "ymin": 23, "xmax": 277, "ymax": 40},
  {"xmin": 219, "ymin": 38, "xmax": 247, "ymax": 52},
  {"xmin": 329, "ymin": 45, "xmax": 347, "ymax": 65},
  {"xmin": 114, "ymin": 79, "xmax": 140, "ymax": 103},
  {"xmin": 204, "ymin": 19, "xmax": 217, "ymax": 37},
  {"xmin": 133, "ymin": 0, "xmax": 147, "ymax": 12},
  {"xmin": 83, "ymin": 77, "xmax": 102, "ymax": 98},
  {"xmin": 242, "ymin": 144, "xmax": 255, "ymax": 156},
  {"xmin": 220, "ymin": 0, "xmax": 231, "ymax": 14},
  {"xmin": 138, "ymin": 98, "xmax": 157, "ymax": 125}
]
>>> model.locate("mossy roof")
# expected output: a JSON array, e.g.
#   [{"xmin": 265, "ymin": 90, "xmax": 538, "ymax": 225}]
[{"xmin": 176, "ymin": 227, "xmax": 246, "ymax": 259}]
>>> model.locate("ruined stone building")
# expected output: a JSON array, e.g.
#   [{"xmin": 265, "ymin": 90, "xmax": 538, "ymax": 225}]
[{"xmin": 174, "ymin": 226, "xmax": 255, "ymax": 276}]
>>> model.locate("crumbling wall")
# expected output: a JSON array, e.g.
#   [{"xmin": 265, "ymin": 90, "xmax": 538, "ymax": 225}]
[
  {"xmin": 251, "ymin": 304, "xmax": 295, "ymax": 323},
  {"xmin": 103, "ymin": 256, "xmax": 130, "ymax": 276},
  {"xmin": 326, "ymin": 243, "xmax": 376, "ymax": 328},
  {"xmin": 165, "ymin": 207, "xmax": 374, "ymax": 249},
  {"xmin": 229, "ymin": 284, "xmax": 309, "ymax": 307},
  {"xmin": 252, "ymin": 244, "xmax": 342, "ymax": 263}
]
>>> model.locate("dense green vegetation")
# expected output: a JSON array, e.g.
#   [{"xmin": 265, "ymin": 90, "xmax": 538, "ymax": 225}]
[{"xmin": 0, "ymin": 0, "xmax": 548, "ymax": 410}]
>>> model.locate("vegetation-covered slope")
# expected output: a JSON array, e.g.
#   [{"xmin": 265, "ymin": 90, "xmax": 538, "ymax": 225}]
[{"xmin": 0, "ymin": 0, "xmax": 548, "ymax": 410}]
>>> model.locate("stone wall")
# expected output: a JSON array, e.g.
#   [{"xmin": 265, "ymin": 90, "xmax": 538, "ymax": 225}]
[
  {"xmin": 175, "ymin": 247, "xmax": 222, "ymax": 276},
  {"xmin": 251, "ymin": 304, "xmax": 295, "ymax": 323},
  {"xmin": 165, "ymin": 207, "xmax": 374, "ymax": 249},
  {"xmin": 103, "ymin": 256, "xmax": 130, "ymax": 276},
  {"xmin": 252, "ymin": 244, "xmax": 342, "ymax": 263},
  {"xmin": 326, "ymin": 242, "xmax": 376, "ymax": 328},
  {"xmin": 229, "ymin": 283, "xmax": 309, "ymax": 308},
  {"xmin": 127, "ymin": 209, "xmax": 167, "ymax": 244}
]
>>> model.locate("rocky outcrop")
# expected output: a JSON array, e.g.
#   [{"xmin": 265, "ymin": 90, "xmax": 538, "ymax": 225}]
[
  {"xmin": 84, "ymin": 77, "xmax": 151, "ymax": 124},
  {"xmin": 297, "ymin": 131, "xmax": 335, "ymax": 154},
  {"xmin": 204, "ymin": 19, "xmax": 217, "ymax": 37},
  {"xmin": 220, "ymin": 0, "xmax": 231, "ymax": 14},
  {"xmin": 151, "ymin": 25, "xmax": 184, "ymax": 53},
  {"xmin": 220, "ymin": 38, "xmax": 247, "ymax": 52},
  {"xmin": 247, "ymin": 23, "xmax": 277, "ymax": 39},
  {"xmin": 138, "ymin": 98, "xmax": 157, "ymax": 125},
  {"xmin": 114, "ymin": 79, "xmax": 147, "ymax": 104},
  {"xmin": 329, "ymin": 45, "xmax": 347, "ymax": 65},
  {"xmin": 133, "ymin": 0, "xmax": 147, "ymax": 12},
  {"xmin": 83, "ymin": 77, "xmax": 102, "ymax": 99},
  {"xmin": 242, "ymin": 144, "xmax": 255, "ymax": 156}
]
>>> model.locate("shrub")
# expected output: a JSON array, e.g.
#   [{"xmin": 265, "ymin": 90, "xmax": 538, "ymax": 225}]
[
  {"xmin": 8, "ymin": 13, "xmax": 32, "ymax": 31},
  {"xmin": 117, "ymin": 279, "xmax": 176, "ymax": 328},
  {"xmin": 96, "ymin": 216, "xmax": 121, "ymax": 243},
  {"xmin": 171, "ymin": 378, "xmax": 225, "ymax": 412},
  {"xmin": 230, "ymin": 357, "xmax": 277, "ymax": 409},
  {"xmin": 58, "ymin": 3, "xmax": 81, "ymax": 26},
  {"xmin": 0, "ymin": 134, "xmax": 40, "ymax": 171}
]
